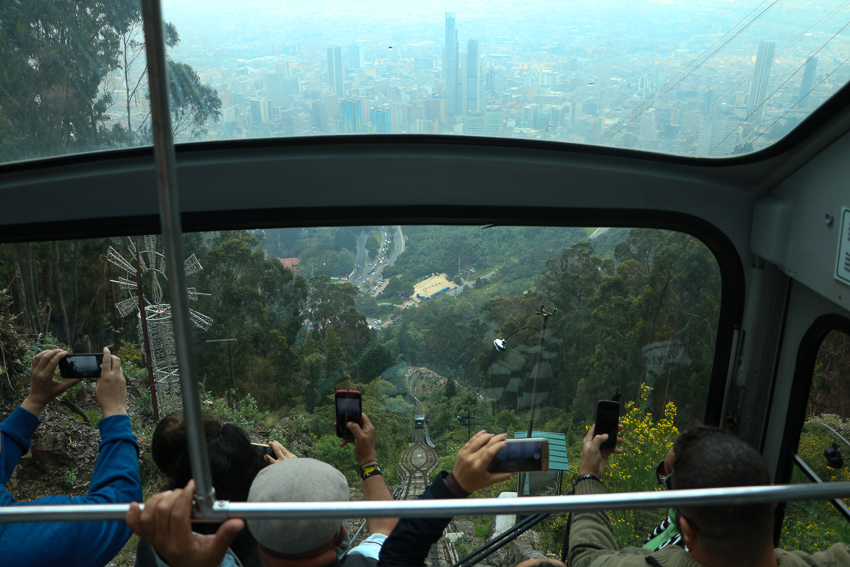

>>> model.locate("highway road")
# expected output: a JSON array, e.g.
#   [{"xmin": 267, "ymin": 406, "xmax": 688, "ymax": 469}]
[{"xmin": 352, "ymin": 226, "xmax": 405, "ymax": 294}]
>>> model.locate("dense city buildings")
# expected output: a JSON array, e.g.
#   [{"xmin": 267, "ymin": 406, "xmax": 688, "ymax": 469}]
[{"xmin": 146, "ymin": 3, "xmax": 847, "ymax": 157}]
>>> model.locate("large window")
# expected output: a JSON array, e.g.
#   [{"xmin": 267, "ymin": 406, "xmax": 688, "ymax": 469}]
[
  {"xmin": 0, "ymin": 225, "xmax": 724, "ymax": 562},
  {"xmin": 4, "ymin": 0, "xmax": 850, "ymax": 167},
  {"xmin": 780, "ymin": 330, "xmax": 850, "ymax": 551}
]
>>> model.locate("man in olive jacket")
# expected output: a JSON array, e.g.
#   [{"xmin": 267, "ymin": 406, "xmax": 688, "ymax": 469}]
[{"xmin": 569, "ymin": 425, "xmax": 850, "ymax": 567}]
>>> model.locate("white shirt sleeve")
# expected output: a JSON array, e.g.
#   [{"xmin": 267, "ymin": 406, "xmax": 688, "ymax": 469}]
[{"xmin": 345, "ymin": 533, "xmax": 388, "ymax": 561}]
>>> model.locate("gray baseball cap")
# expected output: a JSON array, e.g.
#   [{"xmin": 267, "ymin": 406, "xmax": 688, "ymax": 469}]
[{"xmin": 247, "ymin": 458, "xmax": 350, "ymax": 555}]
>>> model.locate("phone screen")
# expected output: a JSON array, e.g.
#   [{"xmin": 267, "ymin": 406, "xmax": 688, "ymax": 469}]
[
  {"xmin": 335, "ymin": 390, "xmax": 362, "ymax": 439},
  {"xmin": 487, "ymin": 438, "xmax": 549, "ymax": 473},
  {"xmin": 595, "ymin": 400, "xmax": 620, "ymax": 450},
  {"xmin": 59, "ymin": 354, "xmax": 104, "ymax": 379}
]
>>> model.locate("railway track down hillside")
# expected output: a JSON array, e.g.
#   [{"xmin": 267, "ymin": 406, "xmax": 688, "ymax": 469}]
[
  {"xmin": 396, "ymin": 401, "xmax": 455, "ymax": 566},
  {"xmin": 397, "ymin": 401, "xmax": 439, "ymax": 501}
]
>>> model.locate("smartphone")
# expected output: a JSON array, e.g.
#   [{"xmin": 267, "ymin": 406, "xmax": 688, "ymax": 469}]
[
  {"xmin": 58, "ymin": 354, "xmax": 104, "ymax": 379},
  {"xmin": 252, "ymin": 443, "xmax": 274, "ymax": 458},
  {"xmin": 335, "ymin": 390, "xmax": 362, "ymax": 439},
  {"xmin": 487, "ymin": 438, "xmax": 550, "ymax": 473},
  {"xmin": 595, "ymin": 399, "xmax": 620, "ymax": 450}
]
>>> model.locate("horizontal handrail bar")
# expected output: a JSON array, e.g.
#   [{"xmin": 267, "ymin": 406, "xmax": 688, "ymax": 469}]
[{"xmin": 1, "ymin": 482, "xmax": 848, "ymax": 524}]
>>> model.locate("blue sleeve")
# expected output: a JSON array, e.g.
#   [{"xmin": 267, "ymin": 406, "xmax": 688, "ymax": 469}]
[
  {"xmin": 69, "ymin": 414, "xmax": 143, "ymax": 566},
  {"xmin": 378, "ymin": 472, "xmax": 458, "ymax": 567},
  {"xmin": 0, "ymin": 413, "xmax": 143, "ymax": 567},
  {"xmin": 0, "ymin": 406, "xmax": 41, "ymax": 487}
]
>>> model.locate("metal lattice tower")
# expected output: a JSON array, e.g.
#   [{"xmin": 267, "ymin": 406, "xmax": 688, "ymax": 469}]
[{"xmin": 108, "ymin": 236, "xmax": 212, "ymax": 415}]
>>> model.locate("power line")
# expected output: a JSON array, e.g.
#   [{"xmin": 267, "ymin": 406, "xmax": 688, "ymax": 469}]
[
  {"xmin": 749, "ymin": 52, "xmax": 850, "ymax": 149},
  {"xmin": 709, "ymin": 16, "xmax": 850, "ymax": 154},
  {"xmin": 701, "ymin": 0, "xmax": 850, "ymax": 120},
  {"xmin": 606, "ymin": 0, "xmax": 782, "ymax": 141}
]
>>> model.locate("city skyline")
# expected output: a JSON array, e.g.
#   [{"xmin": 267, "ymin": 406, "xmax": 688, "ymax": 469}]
[{"xmin": 109, "ymin": 1, "xmax": 850, "ymax": 158}]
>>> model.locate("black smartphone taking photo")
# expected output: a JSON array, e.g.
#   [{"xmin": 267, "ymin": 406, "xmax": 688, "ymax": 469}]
[
  {"xmin": 251, "ymin": 443, "xmax": 274, "ymax": 458},
  {"xmin": 487, "ymin": 438, "xmax": 550, "ymax": 473},
  {"xmin": 335, "ymin": 390, "xmax": 362, "ymax": 439},
  {"xmin": 58, "ymin": 354, "xmax": 104, "ymax": 379},
  {"xmin": 594, "ymin": 399, "xmax": 620, "ymax": 450}
]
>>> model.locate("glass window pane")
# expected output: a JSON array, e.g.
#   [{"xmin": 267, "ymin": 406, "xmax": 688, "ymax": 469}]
[
  {"xmin": 159, "ymin": 0, "xmax": 850, "ymax": 157},
  {"xmin": 0, "ymin": 226, "xmax": 723, "ymax": 561},
  {"xmin": 0, "ymin": 1, "xmax": 156, "ymax": 166},
  {"xmin": 780, "ymin": 330, "xmax": 850, "ymax": 551}
]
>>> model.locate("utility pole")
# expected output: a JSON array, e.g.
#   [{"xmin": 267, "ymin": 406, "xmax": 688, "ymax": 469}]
[{"xmin": 457, "ymin": 410, "xmax": 474, "ymax": 441}]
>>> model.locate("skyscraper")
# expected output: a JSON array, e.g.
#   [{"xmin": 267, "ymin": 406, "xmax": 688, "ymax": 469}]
[
  {"xmin": 797, "ymin": 56, "xmax": 818, "ymax": 109},
  {"xmin": 749, "ymin": 41, "xmax": 775, "ymax": 121},
  {"xmin": 444, "ymin": 13, "xmax": 460, "ymax": 116},
  {"xmin": 264, "ymin": 73, "xmax": 286, "ymax": 108},
  {"xmin": 341, "ymin": 98, "xmax": 364, "ymax": 133},
  {"xmin": 464, "ymin": 39, "xmax": 482, "ymax": 113},
  {"xmin": 349, "ymin": 44, "xmax": 364, "ymax": 70},
  {"xmin": 327, "ymin": 46, "xmax": 344, "ymax": 96}
]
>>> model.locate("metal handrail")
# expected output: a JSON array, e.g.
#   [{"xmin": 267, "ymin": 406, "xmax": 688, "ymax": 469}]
[
  {"xmin": 140, "ymin": 0, "xmax": 215, "ymax": 511},
  {"xmin": 1, "ymin": 482, "xmax": 849, "ymax": 523},
  {"xmin": 792, "ymin": 453, "xmax": 850, "ymax": 522}
]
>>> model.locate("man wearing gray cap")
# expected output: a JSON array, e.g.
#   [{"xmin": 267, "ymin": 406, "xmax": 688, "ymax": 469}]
[{"xmin": 127, "ymin": 413, "xmax": 396, "ymax": 567}]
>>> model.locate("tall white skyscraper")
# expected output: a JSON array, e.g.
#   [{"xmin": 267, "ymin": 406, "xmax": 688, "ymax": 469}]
[
  {"xmin": 327, "ymin": 46, "xmax": 344, "ymax": 96},
  {"xmin": 749, "ymin": 41, "xmax": 775, "ymax": 122},
  {"xmin": 464, "ymin": 39, "xmax": 482, "ymax": 113},
  {"xmin": 444, "ymin": 13, "xmax": 460, "ymax": 116}
]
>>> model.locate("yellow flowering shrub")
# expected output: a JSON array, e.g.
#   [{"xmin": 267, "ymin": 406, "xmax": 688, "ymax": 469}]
[{"xmin": 603, "ymin": 384, "xmax": 680, "ymax": 547}]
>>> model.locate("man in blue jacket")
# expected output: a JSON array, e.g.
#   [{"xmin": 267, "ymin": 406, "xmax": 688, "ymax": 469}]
[{"xmin": 0, "ymin": 348, "xmax": 142, "ymax": 567}]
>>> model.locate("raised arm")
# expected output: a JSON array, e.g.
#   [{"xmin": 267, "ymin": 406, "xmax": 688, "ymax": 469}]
[
  {"xmin": 568, "ymin": 424, "xmax": 628, "ymax": 567},
  {"xmin": 345, "ymin": 413, "xmax": 398, "ymax": 536},
  {"xmin": 379, "ymin": 431, "xmax": 511, "ymax": 567},
  {"xmin": 1, "ymin": 349, "xmax": 81, "ymax": 486}
]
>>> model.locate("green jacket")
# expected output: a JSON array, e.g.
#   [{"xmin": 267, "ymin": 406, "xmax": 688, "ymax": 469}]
[{"xmin": 569, "ymin": 479, "xmax": 850, "ymax": 567}]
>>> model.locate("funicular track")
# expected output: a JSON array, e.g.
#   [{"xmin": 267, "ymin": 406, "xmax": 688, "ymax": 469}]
[
  {"xmin": 397, "ymin": 401, "xmax": 439, "ymax": 501},
  {"xmin": 396, "ymin": 401, "xmax": 455, "ymax": 566}
]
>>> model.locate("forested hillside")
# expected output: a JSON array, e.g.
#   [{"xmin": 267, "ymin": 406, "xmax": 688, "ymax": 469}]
[{"xmin": 1, "ymin": 224, "xmax": 848, "ymax": 557}]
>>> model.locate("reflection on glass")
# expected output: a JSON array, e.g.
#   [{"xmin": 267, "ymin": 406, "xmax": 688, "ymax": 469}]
[
  {"xmin": 4, "ymin": 1, "xmax": 850, "ymax": 166},
  {"xmin": 0, "ymin": 225, "xmax": 722, "ymax": 555}
]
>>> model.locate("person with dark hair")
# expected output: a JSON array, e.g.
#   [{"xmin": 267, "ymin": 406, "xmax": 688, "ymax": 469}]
[
  {"xmin": 136, "ymin": 411, "xmax": 294, "ymax": 567},
  {"xmin": 568, "ymin": 424, "xmax": 850, "ymax": 567},
  {"xmin": 0, "ymin": 348, "xmax": 142, "ymax": 567},
  {"xmin": 640, "ymin": 446, "xmax": 683, "ymax": 551},
  {"xmin": 126, "ymin": 413, "xmax": 394, "ymax": 567}
]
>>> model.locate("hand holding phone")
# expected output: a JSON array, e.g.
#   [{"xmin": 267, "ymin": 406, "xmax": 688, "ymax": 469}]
[
  {"xmin": 23, "ymin": 349, "xmax": 83, "ymax": 416},
  {"xmin": 487, "ymin": 438, "xmax": 550, "ymax": 473},
  {"xmin": 594, "ymin": 399, "xmax": 620, "ymax": 450},
  {"xmin": 335, "ymin": 390, "xmax": 362, "ymax": 439}
]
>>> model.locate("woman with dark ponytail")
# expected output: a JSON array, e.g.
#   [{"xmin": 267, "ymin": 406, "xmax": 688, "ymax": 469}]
[{"xmin": 136, "ymin": 412, "xmax": 294, "ymax": 567}]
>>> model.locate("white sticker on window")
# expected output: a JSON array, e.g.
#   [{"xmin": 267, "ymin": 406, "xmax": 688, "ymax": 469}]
[{"xmin": 836, "ymin": 207, "xmax": 850, "ymax": 287}]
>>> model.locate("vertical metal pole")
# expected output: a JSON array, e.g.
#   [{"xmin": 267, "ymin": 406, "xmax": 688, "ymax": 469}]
[
  {"xmin": 141, "ymin": 0, "xmax": 215, "ymax": 512},
  {"xmin": 526, "ymin": 305, "xmax": 553, "ymax": 440},
  {"xmin": 135, "ymin": 236, "xmax": 160, "ymax": 421}
]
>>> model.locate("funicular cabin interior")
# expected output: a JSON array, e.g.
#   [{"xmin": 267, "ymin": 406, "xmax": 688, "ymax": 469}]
[{"xmin": 1, "ymin": 0, "xmax": 849, "ymax": 563}]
